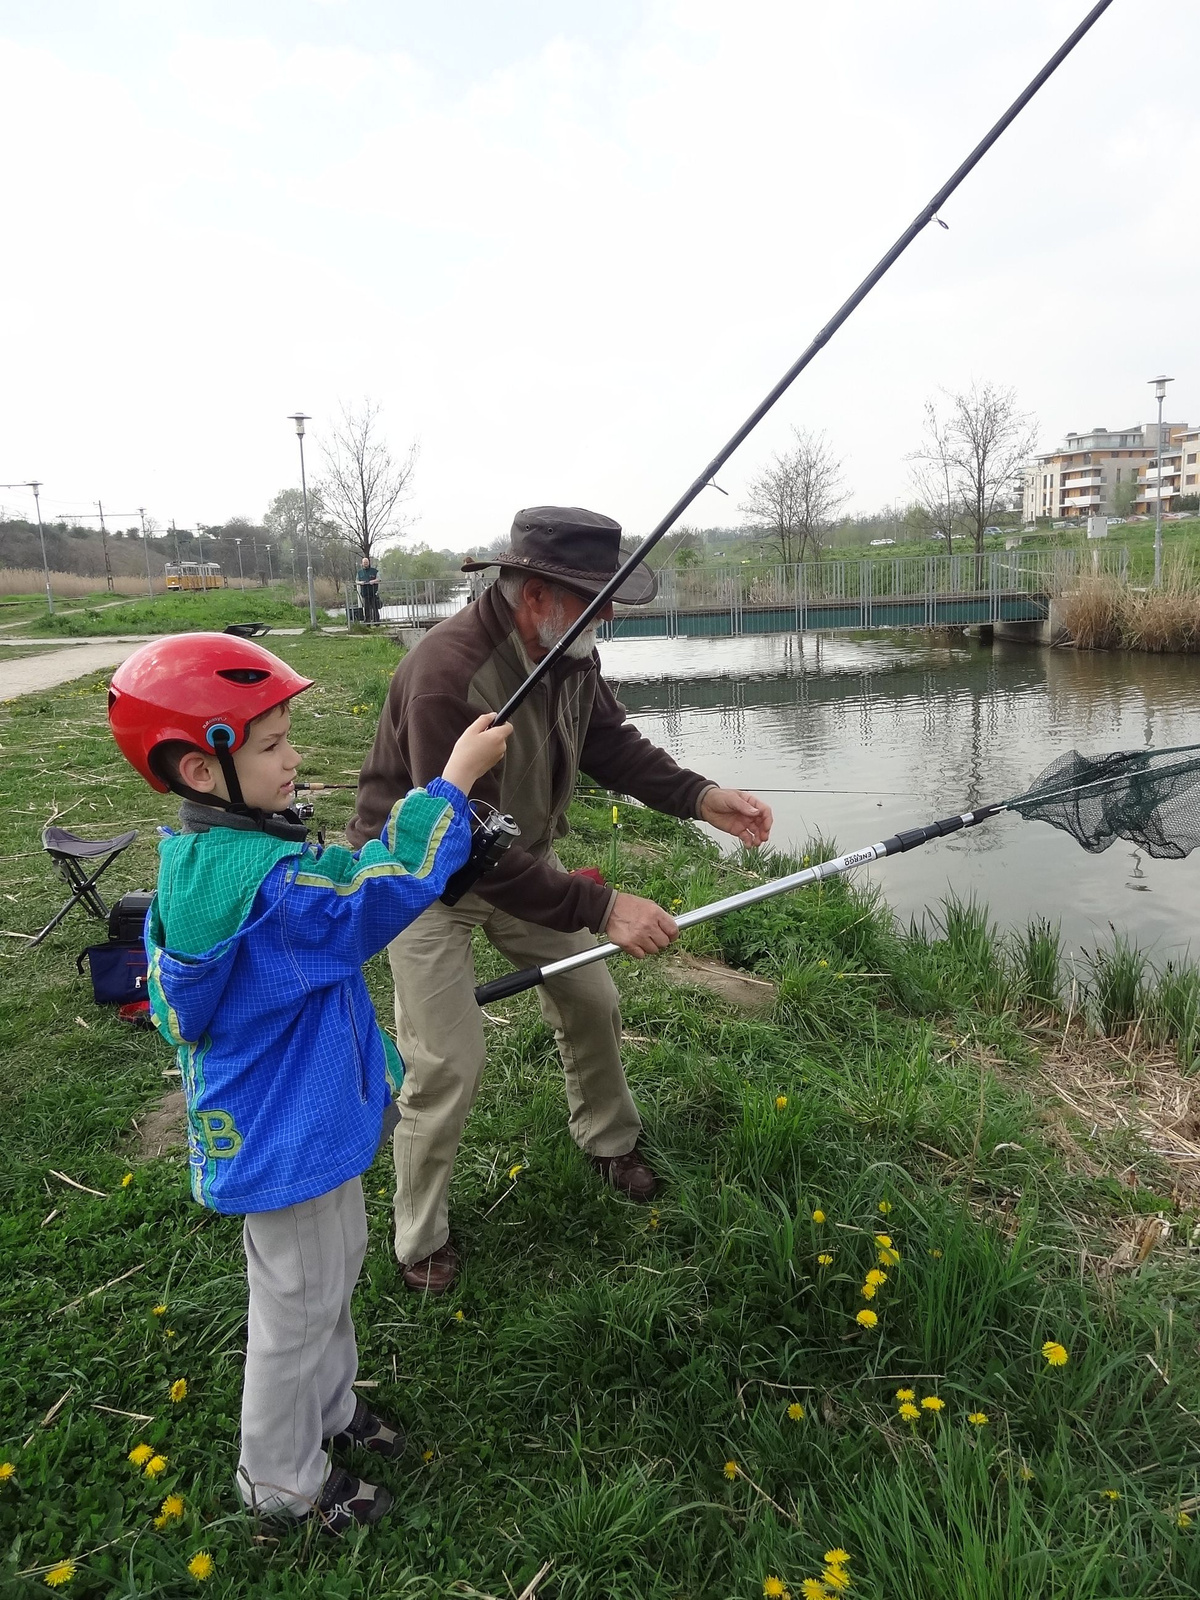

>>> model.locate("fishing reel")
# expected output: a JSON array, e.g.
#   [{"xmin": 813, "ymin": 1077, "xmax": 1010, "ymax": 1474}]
[{"xmin": 441, "ymin": 800, "xmax": 521, "ymax": 906}]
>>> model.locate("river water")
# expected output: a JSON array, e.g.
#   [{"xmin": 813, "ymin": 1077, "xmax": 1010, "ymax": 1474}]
[{"xmin": 598, "ymin": 632, "xmax": 1200, "ymax": 962}]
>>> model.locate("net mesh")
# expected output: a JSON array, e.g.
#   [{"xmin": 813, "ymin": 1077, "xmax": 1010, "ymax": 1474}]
[{"xmin": 1007, "ymin": 746, "xmax": 1200, "ymax": 860}]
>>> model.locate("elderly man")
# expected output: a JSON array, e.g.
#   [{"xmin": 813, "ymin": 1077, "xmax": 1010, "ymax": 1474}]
[{"xmin": 349, "ymin": 506, "xmax": 772, "ymax": 1292}]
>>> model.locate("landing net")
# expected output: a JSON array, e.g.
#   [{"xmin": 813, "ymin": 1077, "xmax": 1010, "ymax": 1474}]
[{"xmin": 1006, "ymin": 744, "xmax": 1200, "ymax": 860}]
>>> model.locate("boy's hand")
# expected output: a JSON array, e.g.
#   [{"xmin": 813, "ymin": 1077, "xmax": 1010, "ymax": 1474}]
[{"xmin": 442, "ymin": 713, "xmax": 513, "ymax": 795}]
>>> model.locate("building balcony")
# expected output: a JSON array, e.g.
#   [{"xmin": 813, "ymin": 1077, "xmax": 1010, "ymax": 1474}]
[
  {"xmin": 1060, "ymin": 492, "xmax": 1102, "ymax": 507},
  {"xmin": 1061, "ymin": 473, "xmax": 1104, "ymax": 486},
  {"xmin": 1139, "ymin": 485, "xmax": 1176, "ymax": 500}
]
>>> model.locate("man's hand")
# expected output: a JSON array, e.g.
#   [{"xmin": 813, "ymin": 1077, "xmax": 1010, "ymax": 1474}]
[
  {"xmin": 699, "ymin": 787, "xmax": 774, "ymax": 848},
  {"xmin": 605, "ymin": 892, "xmax": 679, "ymax": 958}
]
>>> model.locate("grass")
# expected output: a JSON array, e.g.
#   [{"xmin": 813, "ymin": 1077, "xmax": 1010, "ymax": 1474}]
[
  {"xmin": 3, "ymin": 588, "xmax": 332, "ymax": 639},
  {"xmin": 2, "ymin": 635, "xmax": 1200, "ymax": 1598},
  {"xmin": 1055, "ymin": 560, "xmax": 1200, "ymax": 653}
]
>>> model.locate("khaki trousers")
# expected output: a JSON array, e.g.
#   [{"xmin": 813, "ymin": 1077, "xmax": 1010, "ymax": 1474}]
[{"xmin": 387, "ymin": 861, "xmax": 640, "ymax": 1266}]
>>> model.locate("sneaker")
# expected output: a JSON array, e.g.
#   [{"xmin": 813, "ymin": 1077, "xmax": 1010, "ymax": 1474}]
[
  {"xmin": 314, "ymin": 1467, "xmax": 393, "ymax": 1536},
  {"xmin": 326, "ymin": 1395, "xmax": 406, "ymax": 1461}
]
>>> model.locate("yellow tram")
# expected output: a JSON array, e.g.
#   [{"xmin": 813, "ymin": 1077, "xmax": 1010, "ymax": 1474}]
[{"xmin": 164, "ymin": 562, "xmax": 226, "ymax": 591}]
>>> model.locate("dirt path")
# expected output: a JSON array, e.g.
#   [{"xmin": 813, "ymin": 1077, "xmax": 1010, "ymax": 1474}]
[
  {"xmin": 0, "ymin": 639, "xmax": 161, "ymax": 699},
  {"xmin": 0, "ymin": 597, "xmax": 137, "ymax": 632}
]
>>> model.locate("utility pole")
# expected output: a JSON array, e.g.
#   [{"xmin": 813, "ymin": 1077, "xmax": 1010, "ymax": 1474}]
[
  {"xmin": 137, "ymin": 507, "xmax": 154, "ymax": 599},
  {"xmin": 0, "ymin": 482, "xmax": 53, "ymax": 614},
  {"xmin": 288, "ymin": 413, "xmax": 319, "ymax": 629},
  {"xmin": 234, "ymin": 536, "xmax": 245, "ymax": 589},
  {"xmin": 197, "ymin": 527, "xmax": 208, "ymax": 592},
  {"xmin": 170, "ymin": 519, "xmax": 182, "ymax": 567},
  {"xmin": 96, "ymin": 500, "xmax": 115, "ymax": 592}
]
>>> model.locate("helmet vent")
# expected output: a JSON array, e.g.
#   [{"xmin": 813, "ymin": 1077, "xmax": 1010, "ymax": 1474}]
[{"xmin": 217, "ymin": 668, "xmax": 271, "ymax": 684}]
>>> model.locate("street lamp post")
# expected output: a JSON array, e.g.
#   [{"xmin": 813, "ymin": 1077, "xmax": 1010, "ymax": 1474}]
[
  {"xmin": 288, "ymin": 413, "xmax": 319, "ymax": 629},
  {"xmin": 197, "ymin": 527, "xmax": 207, "ymax": 592},
  {"xmin": 1149, "ymin": 374, "xmax": 1173, "ymax": 588},
  {"xmin": 234, "ymin": 536, "xmax": 245, "ymax": 590},
  {"xmin": 137, "ymin": 506, "xmax": 155, "ymax": 599}
]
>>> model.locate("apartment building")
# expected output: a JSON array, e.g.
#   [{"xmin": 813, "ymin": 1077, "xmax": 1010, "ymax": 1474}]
[{"xmin": 1021, "ymin": 421, "xmax": 1190, "ymax": 522}]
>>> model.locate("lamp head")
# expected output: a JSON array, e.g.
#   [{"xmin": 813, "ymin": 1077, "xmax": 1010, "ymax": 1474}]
[
  {"xmin": 1149, "ymin": 375, "xmax": 1173, "ymax": 401},
  {"xmin": 288, "ymin": 412, "xmax": 310, "ymax": 438}
]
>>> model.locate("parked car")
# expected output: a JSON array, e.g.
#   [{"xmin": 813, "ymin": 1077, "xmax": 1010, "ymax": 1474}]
[
  {"xmin": 868, "ymin": 537, "xmax": 896, "ymax": 547},
  {"xmin": 984, "ymin": 526, "xmax": 1004, "ymax": 537}
]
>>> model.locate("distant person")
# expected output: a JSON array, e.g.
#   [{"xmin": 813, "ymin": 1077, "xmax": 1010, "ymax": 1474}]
[
  {"xmin": 357, "ymin": 555, "xmax": 380, "ymax": 623},
  {"xmin": 107, "ymin": 632, "xmax": 511, "ymax": 1533},
  {"xmin": 349, "ymin": 506, "xmax": 773, "ymax": 1294}
]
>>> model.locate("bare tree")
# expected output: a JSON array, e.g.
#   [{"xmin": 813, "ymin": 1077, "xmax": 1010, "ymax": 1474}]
[
  {"xmin": 740, "ymin": 428, "xmax": 849, "ymax": 564},
  {"xmin": 908, "ymin": 400, "xmax": 964, "ymax": 551},
  {"xmin": 911, "ymin": 384, "xmax": 1037, "ymax": 556},
  {"xmin": 319, "ymin": 400, "xmax": 417, "ymax": 565}
]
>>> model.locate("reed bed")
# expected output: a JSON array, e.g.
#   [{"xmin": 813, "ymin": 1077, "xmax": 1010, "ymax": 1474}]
[{"xmin": 1057, "ymin": 560, "xmax": 1200, "ymax": 653}]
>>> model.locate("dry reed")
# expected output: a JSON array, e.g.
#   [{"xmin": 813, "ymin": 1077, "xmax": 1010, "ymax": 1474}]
[
  {"xmin": 1056, "ymin": 556, "xmax": 1200, "ymax": 653},
  {"xmin": 0, "ymin": 569, "xmax": 154, "ymax": 599}
]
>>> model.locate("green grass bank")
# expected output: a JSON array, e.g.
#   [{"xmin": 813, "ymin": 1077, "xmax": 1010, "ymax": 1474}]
[
  {"xmin": 3, "ymin": 588, "xmax": 321, "ymax": 639},
  {"xmin": 2, "ymin": 636, "xmax": 1199, "ymax": 1599}
]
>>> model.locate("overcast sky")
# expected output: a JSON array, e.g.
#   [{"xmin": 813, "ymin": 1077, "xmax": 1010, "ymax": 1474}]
[{"xmin": 1, "ymin": 1, "xmax": 1197, "ymax": 548}]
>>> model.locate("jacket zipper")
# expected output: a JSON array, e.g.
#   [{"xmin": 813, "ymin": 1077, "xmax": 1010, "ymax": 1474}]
[{"xmin": 346, "ymin": 994, "xmax": 369, "ymax": 1103}]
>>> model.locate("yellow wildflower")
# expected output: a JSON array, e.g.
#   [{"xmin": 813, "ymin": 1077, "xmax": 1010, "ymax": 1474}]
[
  {"xmin": 508, "ymin": 1163, "xmax": 524, "ymax": 1181},
  {"xmin": 824, "ymin": 1549, "xmax": 850, "ymax": 1567},
  {"xmin": 166, "ymin": 1329, "xmax": 176, "ymax": 1339},
  {"xmin": 860, "ymin": 1282, "xmax": 876, "ymax": 1300},
  {"xmin": 160, "ymin": 1494, "xmax": 185, "ymax": 1521},
  {"xmin": 855, "ymin": 1309, "xmax": 878, "ymax": 1329},
  {"xmin": 817, "ymin": 1253, "xmax": 833, "ymax": 1266},
  {"xmin": 816, "ymin": 957, "xmax": 826, "ymax": 967},
  {"xmin": 612, "ymin": 805, "xmax": 619, "ymax": 826},
  {"xmin": 878, "ymin": 1247, "xmax": 900, "ymax": 1267},
  {"xmin": 967, "ymin": 1412, "xmax": 988, "ymax": 1427},
  {"xmin": 723, "ymin": 1460, "xmax": 739, "ymax": 1480},
  {"xmin": 121, "ymin": 1173, "xmax": 134, "ymax": 1188},
  {"xmin": 1041, "ymin": 1340, "xmax": 1069, "ymax": 1367},
  {"xmin": 878, "ymin": 1200, "xmax": 892, "ymax": 1215},
  {"xmin": 1019, "ymin": 1462, "xmax": 1036, "ymax": 1482},
  {"xmin": 169, "ymin": 1379, "xmax": 188, "ymax": 1403},
  {"xmin": 929, "ymin": 1248, "xmax": 943, "ymax": 1259},
  {"xmin": 422, "ymin": 1449, "xmax": 434, "ymax": 1463},
  {"xmin": 787, "ymin": 1402, "xmax": 804, "ymax": 1421},
  {"xmin": 44, "ymin": 1560, "xmax": 76, "ymax": 1588},
  {"xmin": 822, "ymin": 1568, "xmax": 851, "ymax": 1593},
  {"xmin": 187, "ymin": 1550, "xmax": 215, "ymax": 1580},
  {"xmin": 649, "ymin": 1209, "xmax": 660, "ymax": 1230},
  {"xmin": 801, "ymin": 1583, "xmax": 828, "ymax": 1600},
  {"xmin": 812, "ymin": 1209, "xmax": 826, "ymax": 1224},
  {"xmin": 776, "ymin": 1095, "xmax": 788, "ymax": 1110},
  {"xmin": 898, "ymin": 1402, "xmax": 919, "ymax": 1421},
  {"xmin": 454, "ymin": 1310, "xmax": 465, "ymax": 1322},
  {"xmin": 145, "ymin": 1454, "xmax": 168, "ymax": 1477},
  {"xmin": 894, "ymin": 1388, "xmax": 915, "ymax": 1402},
  {"xmin": 0, "ymin": 1462, "xmax": 14, "ymax": 1482},
  {"xmin": 865, "ymin": 1269, "xmax": 887, "ymax": 1286},
  {"xmin": 128, "ymin": 1444, "xmax": 154, "ymax": 1467},
  {"xmin": 875, "ymin": 1234, "xmax": 892, "ymax": 1247},
  {"xmin": 1177, "ymin": 1511, "xmax": 1192, "ymax": 1528},
  {"xmin": 1102, "ymin": 1488, "xmax": 1121, "ymax": 1502},
  {"xmin": 764, "ymin": 1579, "xmax": 786, "ymax": 1598},
  {"xmin": 921, "ymin": 1396, "xmax": 945, "ymax": 1413},
  {"xmin": 152, "ymin": 1304, "xmax": 167, "ymax": 1317}
]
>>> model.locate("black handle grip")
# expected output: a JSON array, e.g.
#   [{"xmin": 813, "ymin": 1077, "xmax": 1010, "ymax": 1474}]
[{"xmin": 474, "ymin": 966, "xmax": 544, "ymax": 1005}]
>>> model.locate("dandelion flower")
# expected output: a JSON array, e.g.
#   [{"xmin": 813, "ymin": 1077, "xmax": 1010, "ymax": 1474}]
[
  {"xmin": 929, "ymin": 1248, "xmax": 943, "ymax": 1259},
  {"xmin": 121, "ymin": 1173, "xmax": 134, "ymax": 1188},
  {"xmin": 422, "ymin": 1449, "xmax": 434, "ymax": 1463},
  {"xmin": 823, "ymin": 1550, "xmax": 850, "ymax": 1568},
  {"xmin": 44, "ymin": 1560, "xmax": 76, "ymax": 1588},
  {"xmin": 1102, "ymin": 1488, "xmax": 1121, "ymax": 1502},
  {"xmin": 878, "ymin": 1247, "xmax": 900, "ymax": 1267},
  {"xmin": 894, "ymin": 1388, "xmax": 915, "ymax": 1402},
  {"xmin": 0, "ymin": 1462, "xmax": 14, "ymax": 1482},
  {"xmin": 865, "ymin": 1269, "xmax": 887, "ymax": 1286},
  {"xmin": 649, "ymin": 1210, "xmax": 660, "ymax": 1230},
  {"xmin": 878, "ymin": 1200, "xmax": 892, "ymax": 1215},
  {"xmin": 860, "ymin": 1282, "xmax": 876, "ymax": 1300},
  {"xmin": 152, "ymin": 1304, "xmax": 167, "ymax": 1317},
  {"xmin": 166, "ymin": 1330, "xmax": 176, "ymax": 1339},
  {"xmin": 454, "ymin": 1310, "xmax": 465, "ymax": 1322},
  {"xmin": 921, "ymin": 1396, "xmax": 945, "ymax": 1413},
  {"xmin": 967, "ymin": 1412, "xmax": 988, "ymax": 1427},
  {"xmin": 1041, "ymin": 1340, "xmax": 1069, "ymax": 1367},
  {"xmin": 898, "ymin": 1402, "xmax": 920, "ymax": 1421},
  {"xmin": 160, "ymin": 1494, "xmax": 184, "ymax": 1521},
  {"xmin": 776, "ymin": 1096, "xmax": 788, "ymax": 1110},
  {"xmin": 169, "ymin": 1379, "xmax": 188, "ymax": 1403},
  {"xmin": 128, "ymin": 1444, "xmax": 154, "ymax": 1467},
  {"xmin": 816, "ymin": 956, "xmax": 826, "ymax": 966},
  {"xmin": 801, "ymin": 1582, "xmax": 828, "ymax": 1600},
  {"xmin": 812, "ymin": 1209, "xmax": 826, "ymax": 1224},
  {"xmin": 874, "ymin": 1234, "xmax": 892, "ymax": 1247},
  {"xmin": 787, "ymin": 1402, "xmax": 804, "ymax": 1421},
  {"xmin": 822, "ymin": 1568, "xmax": 851, "ymax": 1593},
  {"xmin": 187, "ymin": 1550, "xmax": 215, "ymax": 1581},
  {"xmin": 1177, "ymin": 1511, "xmax": 1192, "ymax": 1528},
  {"xmin": 817, "ymin": 1253, "xmax": 833, "ymax": 1267},
  {"xmin": 723, "ymin": 1460, "xmax": 739, "ymax": 1480},
  {"xmin": 508, "ymin": 1163, "xmax": 524, "ymax": 1181},
  {"xmin": 145, "ymin": 1454, "xmax": 168, "ymax": 1477},
  {"xmin": 764, "ymin": 1578, "xmax": 786, "ymax": 1598},
  {"xmin": 1019, "ymin": 1463, "xmax": 1036, "ymax": 1482},
  {"xmin": 855, "ymin": 1308, "xmax": 878, "ymax": 1329}
]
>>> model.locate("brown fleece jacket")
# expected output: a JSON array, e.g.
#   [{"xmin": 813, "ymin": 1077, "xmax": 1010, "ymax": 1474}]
[{"xmin": 348, "ymin": 584, "xmax": 716, "ymax": 933}]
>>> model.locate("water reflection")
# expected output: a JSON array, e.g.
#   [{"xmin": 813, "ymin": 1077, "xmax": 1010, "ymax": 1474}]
[{"xmin": 599, "ymin": 632, "xmax": 1200, "ymax": 960}]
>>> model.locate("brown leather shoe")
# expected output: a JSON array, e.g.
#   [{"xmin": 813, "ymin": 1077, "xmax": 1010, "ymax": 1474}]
[
  {"xmin": 589, "ymin": 1144, "xmax": 658, "ymax": 1202},
  {"xmin": 401, "ymin": 1242, "xmax": 459, "ymax": 1294}
]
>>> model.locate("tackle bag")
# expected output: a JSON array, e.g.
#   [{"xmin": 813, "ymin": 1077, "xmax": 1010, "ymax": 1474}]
[
  {"xmin": 108, "ymin": 891, "xmax": 154, "ymax": 944},
  {"xmin": 77, "ymin": 940, "xmax": 149, "ymax": 1005}
]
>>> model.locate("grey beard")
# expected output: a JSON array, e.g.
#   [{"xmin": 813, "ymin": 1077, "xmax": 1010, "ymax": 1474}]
[{"xmin": 536, "ymin": 600, "xmax": 598, "ymax": 659}]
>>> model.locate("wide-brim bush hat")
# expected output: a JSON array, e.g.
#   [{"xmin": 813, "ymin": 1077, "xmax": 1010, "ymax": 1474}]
[{"xmin": 461, "ymin": 506, "xmax": 657, "ymax": 606}]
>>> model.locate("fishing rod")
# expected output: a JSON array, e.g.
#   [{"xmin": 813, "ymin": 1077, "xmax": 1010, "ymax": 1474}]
[
  {"xmin": 491, "ymin": 0, "xmax": 1114, "ymax": 728},
  {"xmin": 473, "ymin": 742, "xmax": 1200, "ymax": 1004}
]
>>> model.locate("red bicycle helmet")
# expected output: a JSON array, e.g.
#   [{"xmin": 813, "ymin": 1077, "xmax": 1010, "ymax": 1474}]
[{"xmin": 108, "ymin": 633, "xmax": 314, "ymax": 793}]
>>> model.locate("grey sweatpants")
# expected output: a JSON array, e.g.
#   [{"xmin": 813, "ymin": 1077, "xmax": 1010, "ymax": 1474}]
[{"xmin": 237, "ymin": 1175, "xmax": 366, "ymax": 1516}]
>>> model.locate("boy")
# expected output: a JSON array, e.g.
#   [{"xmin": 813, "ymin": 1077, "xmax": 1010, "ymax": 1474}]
[{"xmin": 107, "ymin": 632, "xmax": 510, "ymax": 1534}]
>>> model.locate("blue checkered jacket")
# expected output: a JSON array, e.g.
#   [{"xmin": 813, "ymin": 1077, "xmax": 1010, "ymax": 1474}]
[{"xmin": 146, "ymin": 778, "xmax": 471, "ymax": 1214}]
